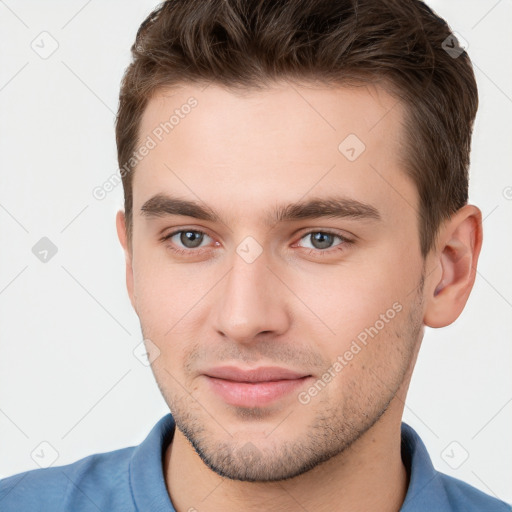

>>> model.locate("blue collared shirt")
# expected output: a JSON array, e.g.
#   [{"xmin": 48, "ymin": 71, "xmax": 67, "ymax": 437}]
[{"xmin": 0, "ymin": 414, "xmax": 509, "ymax": 511}]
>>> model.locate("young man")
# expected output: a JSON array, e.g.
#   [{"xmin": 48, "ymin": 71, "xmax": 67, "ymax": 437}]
[{"xmin": 1, "ymin": 0, "xmax": 509, "ymax": 510}]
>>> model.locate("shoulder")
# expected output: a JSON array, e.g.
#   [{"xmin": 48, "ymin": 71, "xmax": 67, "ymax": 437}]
[
  {"xmin": 0, "ymin": 446, "xmax": 136, "ymax": 512},
  {"xmin": 400, "ymin": 422, "xmax": 511, "ymax": 512},
  {"xmin": 0, "ymin": 414, "xmax": 176, "ymax": 512},
  {"xmin": 436, "ymin": 471, "xmax": 511, "ymax": 512}
]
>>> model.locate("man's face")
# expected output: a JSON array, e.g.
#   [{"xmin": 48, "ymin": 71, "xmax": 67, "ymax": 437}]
[{"xmin": 122, "ymin": 81, "xmax": 427, "ymax": 481}]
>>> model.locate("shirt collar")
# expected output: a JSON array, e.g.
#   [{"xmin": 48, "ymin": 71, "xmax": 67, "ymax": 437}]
[
  {"xmin": 129, "ymin": 414, "xmax": 177, "ymax": 512},
  {"xmin": 128, "ymin": 414, "xmax": 454, "ymax": 511},
  {"xmin": 400, "ymin": 422, "xmax": 451, "ymax": 511}
]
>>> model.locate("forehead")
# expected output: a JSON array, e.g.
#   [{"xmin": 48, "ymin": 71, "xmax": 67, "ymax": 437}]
[
  {"xmin": 133, "ymin": 81, "xmax": 414, "ymax": 224},
  {"xmin": 139, "ymin": 80, "xmax": 403, "ymax": 155}
]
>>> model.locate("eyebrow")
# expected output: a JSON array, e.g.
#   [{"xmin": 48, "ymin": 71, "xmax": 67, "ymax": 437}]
[{"xmin": 140, "ymin": 193, "xmax": 381, "ymax": 226}]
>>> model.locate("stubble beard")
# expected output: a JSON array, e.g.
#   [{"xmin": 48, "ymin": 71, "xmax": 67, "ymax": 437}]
[{"xmin": 150, "ymin": 275, "xmax": 425, "ymax": 482}]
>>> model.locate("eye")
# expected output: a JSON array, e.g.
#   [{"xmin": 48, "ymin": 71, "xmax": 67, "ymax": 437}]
[
  {"xmin": 162, "ymin": 229, "xmax": 213, "ymax": 251},
  {"xmin": 296, "ymin": 230, "xmax": 351, "ymax": 253}
]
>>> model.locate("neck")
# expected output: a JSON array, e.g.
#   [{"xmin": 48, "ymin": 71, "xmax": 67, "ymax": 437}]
[{"xmin": 164, "ymin": 402, "xmax": 408, "ymax": 512}]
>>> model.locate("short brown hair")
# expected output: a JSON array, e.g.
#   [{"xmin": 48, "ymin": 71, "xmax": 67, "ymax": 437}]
[{"xmin": 115, "ymin": 0, "xmax": 478, "ymax": 256}]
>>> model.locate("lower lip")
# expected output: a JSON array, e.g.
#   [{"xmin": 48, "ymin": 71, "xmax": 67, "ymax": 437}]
[{"xmin": 205, "ymin": 376, "xmax": 311, "ymax": 407}]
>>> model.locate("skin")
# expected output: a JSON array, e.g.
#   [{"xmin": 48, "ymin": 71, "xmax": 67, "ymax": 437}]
[{"xmin": 116, "ymin": 81, "xmax": 482, "ymax": 512}]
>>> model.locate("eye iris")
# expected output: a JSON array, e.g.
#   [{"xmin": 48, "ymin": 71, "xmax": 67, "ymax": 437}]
[
  {"xmin": 311, "ymin": 232, "xmax": 334, "ymax": 249},
  {"xmin": 180, "ymin": 231, "xmax": 203, "ymax": 248}
]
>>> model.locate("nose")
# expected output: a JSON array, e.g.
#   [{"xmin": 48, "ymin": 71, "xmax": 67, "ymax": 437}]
[{"xmin": 212, "ymin": 246, "xmax": 291, "ymax": 343}]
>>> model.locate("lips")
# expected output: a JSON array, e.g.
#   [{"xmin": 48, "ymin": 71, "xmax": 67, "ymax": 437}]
[
  {"xmin": 203, "ymin": 366, "xmax": 312, "ymax": 407},
  {"xmin": 205, "ymin": 366, "xmax": 308, "ymax": 382}
]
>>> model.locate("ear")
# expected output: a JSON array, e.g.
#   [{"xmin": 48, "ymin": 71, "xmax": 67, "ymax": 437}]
[
  {"xmin": 424, "ymin": 205, "xmax": 483, "ymax": 328},
  {"xmin": 116, "ymin": 210, "xmax": 136, "ymax": 312}
]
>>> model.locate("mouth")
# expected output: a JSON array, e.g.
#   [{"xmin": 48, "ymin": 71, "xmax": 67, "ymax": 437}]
[{"xmin": 203, "ymin": 366, "xmax": 313, "ymax": 407}]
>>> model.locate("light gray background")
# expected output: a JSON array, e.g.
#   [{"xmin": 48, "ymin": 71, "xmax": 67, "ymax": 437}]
[{"xmin": 0, "ymin": 0, "xmax": 511, "ymax": 504}]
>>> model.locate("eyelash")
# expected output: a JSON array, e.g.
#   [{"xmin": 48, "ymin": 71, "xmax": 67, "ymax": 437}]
[{"xmin": 160, "ymin": 229, "xmax": 354, "ymax": 259}]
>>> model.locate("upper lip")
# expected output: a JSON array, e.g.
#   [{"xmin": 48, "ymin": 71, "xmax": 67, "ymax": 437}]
[{"xmin": 204, "ymin": 366, "xmax": 310, "ymax": 383}]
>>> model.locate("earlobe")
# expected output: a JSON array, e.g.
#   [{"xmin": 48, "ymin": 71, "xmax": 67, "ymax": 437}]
[
  {"xmin": 115, "ymin": 210, "xmax": 136, "ymax": 311},
  {"xmin": 424, "ymin": 205, "xmax": 483, "ymax": 328}
]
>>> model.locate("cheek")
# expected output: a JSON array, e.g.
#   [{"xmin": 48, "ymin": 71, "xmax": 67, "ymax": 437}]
[
  {"xmin": 130, "ymin": 250, "xmax": 212, "ymax": 371},
  {"xmin": 312, "ymin": 298, "xmax": 417, "ymax": 412},
  {"xmin": 131, "ymin": 246, "xmax": 203, "ymax": 327},
  {"xmin": 289, "ymin": 256, "xmax": 413, "ymax": 344}
]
